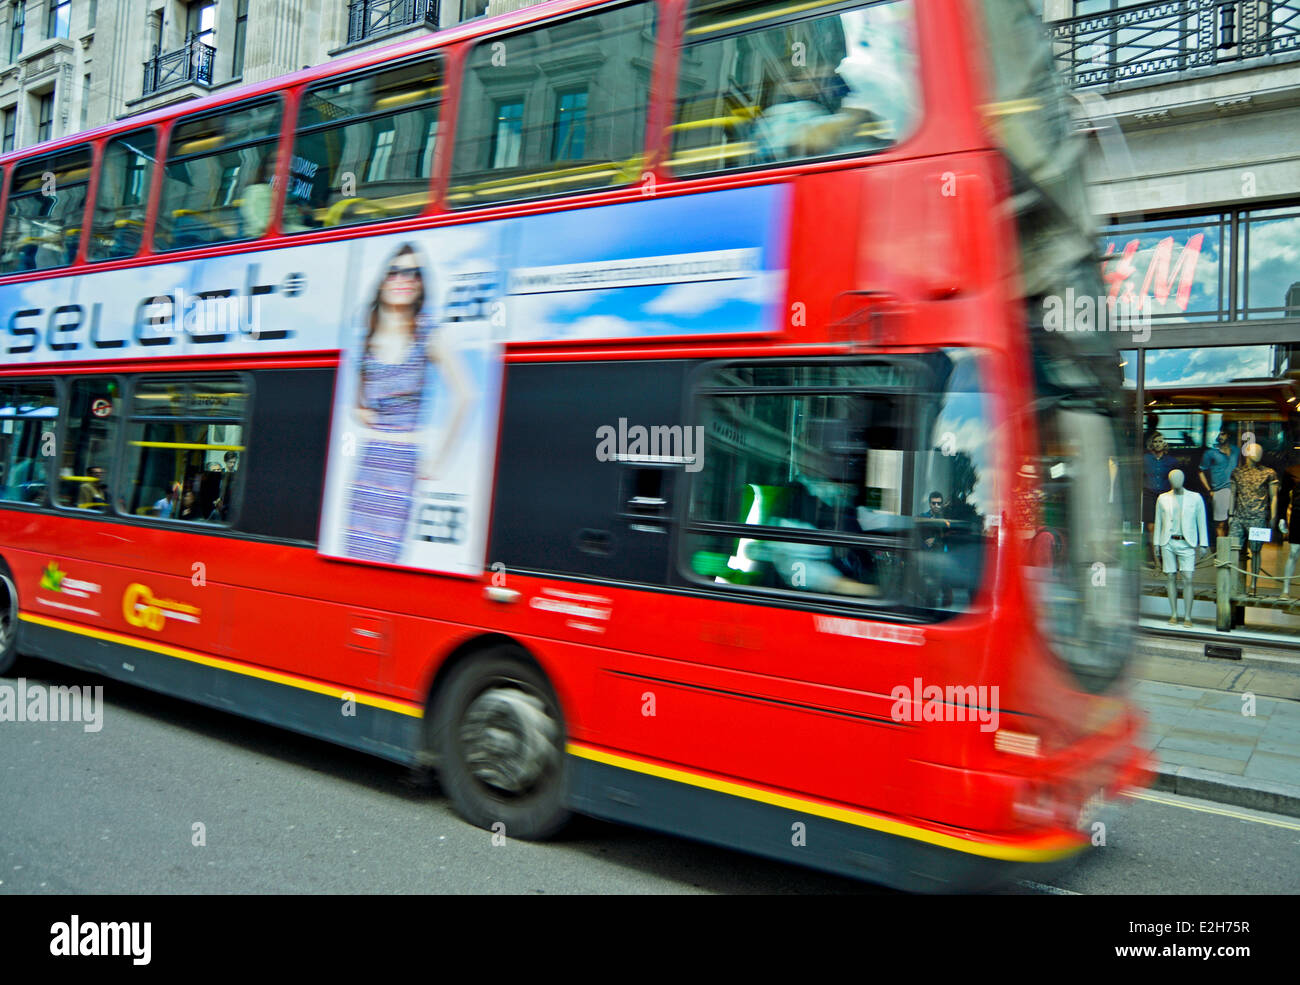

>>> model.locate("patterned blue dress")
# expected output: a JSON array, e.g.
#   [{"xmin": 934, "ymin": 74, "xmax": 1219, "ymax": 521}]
[{"xmin": 345, "ymin": 316, "xmax": 433, "ymax": 562}]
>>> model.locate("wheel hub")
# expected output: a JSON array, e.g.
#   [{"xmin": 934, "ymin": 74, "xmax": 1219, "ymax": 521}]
[{"xmin": 459, "ymin": 684, "xmax": 559, "ymax": 796}]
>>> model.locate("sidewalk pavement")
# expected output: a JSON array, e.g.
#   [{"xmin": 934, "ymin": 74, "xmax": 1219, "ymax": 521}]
[{"xmin": 1132, "ymin": 648, "xmax": 1300, "ymax": 817}]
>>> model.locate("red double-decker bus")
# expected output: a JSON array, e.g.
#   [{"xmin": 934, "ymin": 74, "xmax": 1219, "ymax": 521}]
[{"xmin": 0, "ymin": 0, "xmax": 1148, "ymax": 890}]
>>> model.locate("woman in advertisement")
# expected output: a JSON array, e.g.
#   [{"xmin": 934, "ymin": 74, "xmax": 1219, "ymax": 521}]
[{"xmin": 345, "ymin": 243, "xmax": 472, "ymax": 563}]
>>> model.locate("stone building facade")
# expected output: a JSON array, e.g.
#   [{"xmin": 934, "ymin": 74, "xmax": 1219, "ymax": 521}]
[{"xmin": 0, "ymin": 0, "xmax": 507, "ymax": 150}]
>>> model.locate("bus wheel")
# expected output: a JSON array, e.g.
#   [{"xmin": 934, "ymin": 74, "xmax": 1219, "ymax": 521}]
[
  {"xmin": 432, "ymin": 649, "xmax": 571, "ymax": 840},
  {"xmin": 0, "ymin": 567, "xmax": 20, "ymax": 677}
]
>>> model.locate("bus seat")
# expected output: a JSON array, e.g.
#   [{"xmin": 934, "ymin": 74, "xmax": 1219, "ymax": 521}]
[{"xmin": 691, "ymin": 483, "xmax": 789, "ymax": 586}]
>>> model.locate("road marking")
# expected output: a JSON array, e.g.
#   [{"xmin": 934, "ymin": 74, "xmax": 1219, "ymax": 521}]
[
  {"xmin": 1124, "ymin": 790, "xmax": 1300, "ymax": 830},
  {"xmin": 1018, "ymin": 880, "xmax": 1080, "ymax": 895}
]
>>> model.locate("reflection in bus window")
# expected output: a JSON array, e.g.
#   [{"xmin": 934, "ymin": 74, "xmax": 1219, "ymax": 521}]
[
  {"xmin": 292, "ymin": 58, "xmax": 443, "ymax": 230},
  {"xmin": 125, "ymin": 377, "xmax": 247, "ymax": 524},
  {"xmin": 0, "ymin": 381, "xmax": 57, "ymax": 505},
  {"xmin": 671, "ymin": 0, "xmax": 918, "ymax": 175},
  {"xmin": 0, "ymin": 147, "xmax": 92, "ymax": 273},
  {"xmin": 156, "ymin": 100, "xmax": 282, "ymax": 250},
  {"xmin": 448, "ymin": 2, "xmax": 656, "ymax": 207},
  {"xmin": 685, "ymin": 354, "xmax": 995, "ymax": 614},
  {"xmin": 88, "ymin": 130, "xmax": 157, "ymax": 262},
  {"xmin": 60, "ymin": 378, "xmax": 122, "ymax": 513}
]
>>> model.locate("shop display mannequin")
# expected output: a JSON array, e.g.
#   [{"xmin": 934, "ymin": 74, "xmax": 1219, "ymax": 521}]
[
  {"xmin": 1229, "ymin": 443, "xmax": 1279, "ymax": 596},
  {"xmin": 1153, "ymin": 469, "xmax": 1208, "ymax": 627}
]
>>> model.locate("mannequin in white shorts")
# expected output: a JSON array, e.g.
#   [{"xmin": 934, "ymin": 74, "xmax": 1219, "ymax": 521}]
[{"xmin": 1154, "ymin": 469, "xmax": 1208, "ymax": 627}]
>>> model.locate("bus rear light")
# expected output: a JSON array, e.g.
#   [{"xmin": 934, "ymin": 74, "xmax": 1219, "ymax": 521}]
[{"xmin": 994, "ymin": 730, "xmax": 1041, "ymax": 757}]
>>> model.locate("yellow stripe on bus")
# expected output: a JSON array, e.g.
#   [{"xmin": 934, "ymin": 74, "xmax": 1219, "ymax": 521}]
[
  {"xmin": 566, "ymin": 743, "xmax": 1087, "ymax": 863},
  {"xmin": 19, "ymin": 612, "xmax": 423, "ymax": 718}
]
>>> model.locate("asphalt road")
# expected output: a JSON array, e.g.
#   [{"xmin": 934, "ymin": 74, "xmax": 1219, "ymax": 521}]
[{"xmin": 2, "ymin": 657, "xmax": 1297, "ymax": 895}]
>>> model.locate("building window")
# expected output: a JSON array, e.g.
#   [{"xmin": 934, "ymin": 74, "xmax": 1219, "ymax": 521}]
[
  {"xmin": 36, "ymin": 90, "xmax": 53, "ymax": 142},
  {"xmin": 47, "ymin": 0, "xmax": 69, "ymax": 39},
  {"xmin": 1240, "ymin": 205, "xmax": 1300, "ymax": 321},
  {"xmin": 488, "ymin": 99, "xmax": 523, "ymax": 169},
  {"xmin": 232, "ymin": 0, "xmax": 248, "ymax": 77},
  {"xmin": 2, "ymin": 108, "xmax": 14, "ymax": 152},
  {"xmin": 367, "ymin": 126, "xmax": 395, "ymax": 182},
  {"xmin": 79, "ymin": 72, "xmax": 89, "ymax": 128},
  {"xmin": 88, "ymin": 0, "xmax": 95, "ymax": 29},
  {"xmin": 9, "ymin": 0, "xmax": 24, "ymax": 62},
  {"xmin": 187, "ymin": 0, "xmax": 215, "ymax": 47},
  {"xmin": 551, "ymin": 89, "xmax": 587, "ymax": 160},
  {"xmin": 420, "ymin": 118, "xmax": 439, "ymax": 178},
  {"xmin": 1102, "ymin": 206, "xmax": 1300, "ymax": 324},
  {"xmin": 461, "ymin": 0, "xmax": 489, "ymax": 19}
]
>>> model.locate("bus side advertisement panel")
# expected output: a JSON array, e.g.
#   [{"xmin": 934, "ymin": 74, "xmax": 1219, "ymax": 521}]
[{"xmin": 0, "ymin": 184, "xmax": 790, "ymax": 576}]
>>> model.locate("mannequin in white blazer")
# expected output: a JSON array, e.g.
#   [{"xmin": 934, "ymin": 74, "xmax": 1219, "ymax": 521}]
[{"xmin": 1154, "ymin": 469, "xmax": 1208, "ymax": 626}]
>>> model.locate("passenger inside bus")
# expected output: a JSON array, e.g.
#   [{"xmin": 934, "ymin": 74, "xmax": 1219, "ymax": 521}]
[
  {"xmin": 76, "ymin": 466, "xmax": 110, "ymax": 511},
  {"xmin": 739, "ymin": 418, "xmax": 914, "ymax": 598},
  {"xmin": 749, "ymin": 5, "xmax": 916, "ymax": 163},
  {"xmin": 240, "ymin": 150, "xmax": 314, "ymax": 237}
]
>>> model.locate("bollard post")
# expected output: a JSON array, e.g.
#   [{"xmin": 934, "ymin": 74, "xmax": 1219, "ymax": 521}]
[{"xmin": 1216, "ymin": 535, "xmax": 1232, "ymax": 632}]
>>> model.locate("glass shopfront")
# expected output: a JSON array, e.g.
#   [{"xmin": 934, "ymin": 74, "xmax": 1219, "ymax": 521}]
[{"xmin": 1109, "ymin": 203, "xmax": 1300, "ymax": 640}]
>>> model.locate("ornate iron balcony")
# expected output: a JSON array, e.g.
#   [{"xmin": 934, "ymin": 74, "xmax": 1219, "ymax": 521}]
[
  {"xmin": 347, "ymin": 0, "xmax": 439, "ymax": 44},
  {"xmin": 1052, "ymin": 0, "xmax": 1300, "ymax": 88},
  {"xmin": 142, "ymin": 37, "xmax": 216, "ymax": 96}
]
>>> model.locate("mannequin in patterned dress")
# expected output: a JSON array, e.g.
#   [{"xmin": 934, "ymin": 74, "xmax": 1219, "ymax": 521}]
[{"xmin": 346, "ymin": 244, "xmax": 472, "ymax": 563}]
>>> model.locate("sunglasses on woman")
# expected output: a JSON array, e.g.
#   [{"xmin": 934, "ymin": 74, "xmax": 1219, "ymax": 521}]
[{"xmin": 386, "ymin": 264, "xmax": 422, "ymax": 280}]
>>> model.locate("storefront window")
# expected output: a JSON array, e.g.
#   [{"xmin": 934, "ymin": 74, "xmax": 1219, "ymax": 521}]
[
  {"xmin": 1143, "ymin": 345, "xmax": 1277, "ymax": 389},
  {"xmin": 1240, "ymin": 204, "xmax": 1300, "ymax": 320},
  {"xmin": 1139, "ymin": 344, "xmax": 1300, "ymax": 637},
  {"xmin": 1103, "ymin": 214, "xmax": 1227, "ymax": 323}
]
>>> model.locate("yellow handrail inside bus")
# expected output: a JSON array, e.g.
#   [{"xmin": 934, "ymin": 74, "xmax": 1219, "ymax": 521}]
[
  {"xmin": 129, "ymin": 441, "xmax": 246, "ymax": 451},
  {"xmin": 666, "ymin": 143, "xmax": 756, "ymax": 168},
  {"xmin": 447, "ymin": 156, "xmax": 642, "ymax": 202},
  {"xmin": 669, "ymin": 107, "xmax": 761, "ymax": 132},
  {"xmin": 687, "ymin": 0, "xmax": 845, "ymax": 34},
  {"xmin": 323, "ymin": 197, "xmax": 388, "ymax": 225}
]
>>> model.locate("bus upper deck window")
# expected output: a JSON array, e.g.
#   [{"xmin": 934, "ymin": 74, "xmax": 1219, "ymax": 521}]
[
  {"xmin": 88, "ymin": 129, "xmax": 158, "ymax": 262},
  {"xmin": 290, "ymin": 56, "xmax": 444, "ymax": 231},
  {"xmin": 155, "ymin": 99, "xmax": 282, "ymax": 251},
  {"xmin": 448, "ymin": 2, "xmax": 657, "ymax": 207},
  {"xmin": 0, "ymin": 146, "xmax": 93, "ymax": 273},
  {"xmin": 670, "ymin": 0, "xmax": 919, "ymax": 176}
]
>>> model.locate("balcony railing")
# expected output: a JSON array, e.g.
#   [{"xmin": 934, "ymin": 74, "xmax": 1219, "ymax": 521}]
[
  {"xmin": 142, "ymin": 37, "xmax": 216, "ymax": 96},
  {"xmin": 347, "ymin": 0, "xmax": 439, "ymax": 44},
  {"xmin": 1051, "ymin": 0, "xmax": 1300, "ymax": 88}
]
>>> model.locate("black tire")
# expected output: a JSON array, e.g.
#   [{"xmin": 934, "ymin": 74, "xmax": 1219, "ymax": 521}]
[
  {"xmin": 431, "ymin": 648, "xmax": 571, "ymax": 840},
  {"xmin": 0, "ymin": 561, "xmax": 20, "ymax": 677}
]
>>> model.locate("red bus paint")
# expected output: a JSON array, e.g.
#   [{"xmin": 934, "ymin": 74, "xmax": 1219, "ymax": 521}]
[{"xmin": 0, "ymin": 0, "xmax": 1148, "ymax": 890}]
